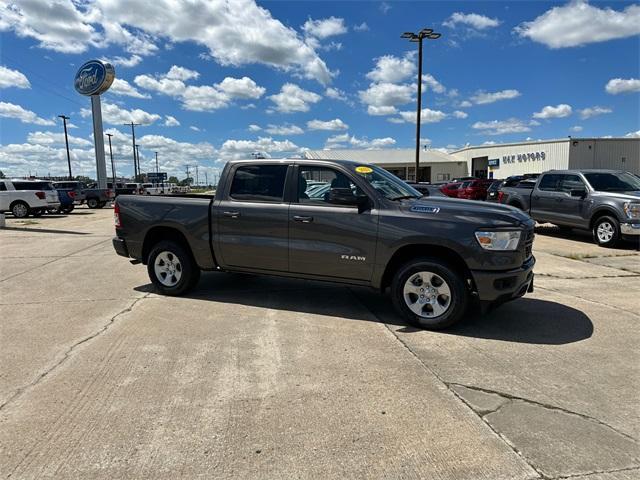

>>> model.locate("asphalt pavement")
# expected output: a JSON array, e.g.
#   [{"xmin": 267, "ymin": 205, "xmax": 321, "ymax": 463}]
[{"xmin": 1, "ymin": 208, "xmax": 638, "ymax": 479}]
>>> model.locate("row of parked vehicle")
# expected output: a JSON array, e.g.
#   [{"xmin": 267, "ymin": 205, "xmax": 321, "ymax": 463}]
[{"xmin": 0, "ymin": 179, "xmax": 186, "ymax": 218}]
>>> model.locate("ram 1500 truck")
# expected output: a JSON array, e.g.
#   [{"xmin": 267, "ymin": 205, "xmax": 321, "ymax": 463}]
[
  {"xmin": 498, "ymin": 169, "xmax": 640, "ymax": 247},
  {"xmin": 112, "ymin": 159, "xmax": 536, "ymax": 329}
]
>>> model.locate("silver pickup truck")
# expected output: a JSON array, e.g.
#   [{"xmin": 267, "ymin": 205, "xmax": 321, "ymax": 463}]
[{"xmin": 498, "ymin": 169, "xmax": 640, "ymax": 247}]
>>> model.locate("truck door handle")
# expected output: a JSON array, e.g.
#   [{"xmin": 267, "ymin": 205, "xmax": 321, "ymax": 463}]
[
  {"xmin": 223, "ymin": 211, "xmax": 240, "ymax": 218},
  {"xmin": 293, "ymin": 215, "xmax": 313, "ymax": 223}
]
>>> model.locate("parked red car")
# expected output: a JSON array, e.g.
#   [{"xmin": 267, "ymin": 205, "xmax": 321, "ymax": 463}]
[
  {"xmin": 457, "ymin": 179, "xmax": 495, "ymax": 201},
  {"xmin": 439, "ymin": 181, "xmax": 463, "ymax": 198}
]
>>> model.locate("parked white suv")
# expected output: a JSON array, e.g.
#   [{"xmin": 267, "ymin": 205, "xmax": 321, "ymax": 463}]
[{"xmin": 0, "ymin": 179, "xmax": 60, "ymax": 218}]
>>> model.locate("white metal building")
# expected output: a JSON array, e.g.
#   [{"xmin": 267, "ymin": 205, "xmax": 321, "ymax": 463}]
[
  {"xmin": 303, "ymin": 148, "xmax": 466, "ymax": 182},
  {"xmin": 451, "ymin": 137, "xmax": 640, "ymax": 179}
]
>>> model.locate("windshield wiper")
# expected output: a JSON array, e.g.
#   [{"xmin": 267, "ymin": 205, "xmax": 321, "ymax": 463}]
[{"xmin": 389, "ymin": 195, "xmax": 420, "ymax": 201}]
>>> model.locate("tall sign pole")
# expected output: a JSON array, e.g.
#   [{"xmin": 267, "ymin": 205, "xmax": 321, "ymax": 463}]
[
  {"xmin": 74, "ymin": 60, "xmax": 115, "ymax": 189},
  {"xmin": 106, "ymin": 133, "xmax": 116, "ymax": 185},
  {"xmin": 58, "ymin": 115, "xmax": 72, "ymax": 179}
]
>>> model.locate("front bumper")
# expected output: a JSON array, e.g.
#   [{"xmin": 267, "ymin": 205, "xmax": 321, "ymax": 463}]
[
  {"xmin": 112, "ymin": 236, "xmax": 130, "ymax": 258},
  {"xmin": 471, "ymin": 255, "xmax": 535, "ymax": 306},
  {"xmin": 621, "ymin": 222, "xmax": 640, "ymax": 236}
]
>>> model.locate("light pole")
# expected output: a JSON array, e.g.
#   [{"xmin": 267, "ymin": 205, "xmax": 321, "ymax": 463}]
[
  {"xmin": 401, "ymin": 28, "xmax": 441, "ymax": 182},
  {"xmin": 124, "ymin": 122, "xmax": 141, "ymax": 179},
  {"xmin": 135, "ymin": 144, "xmax": 141, "ymax": 180},
  {"xmin": 58, "ymin": 115, "xmax": 72, "ymax": 179},
  {"xmin": 106, "ymin": 133, "xmax": 116, "ymax": 186}
]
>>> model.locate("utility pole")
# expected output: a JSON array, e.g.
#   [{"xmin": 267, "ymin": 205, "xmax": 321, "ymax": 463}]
[
  {"xmin": 106, "ymin": 133, "xmax": 116, "ymax": 186},
  {"xmin": 124, "ymin": 122, "xmax": 141, "ymax": 180},
  {"xmin": 185, "ymin": 165, "xmax": 190, "ymax": 186},
  {"xmin": 205, "ymin": 171, "xmax": 208, "ymax": 187},
  {"xmin": 58, "ymin": 115, "xmax": 72, "ymax": 179},
  {"xmin": 401, "ymin": 28, "xmax": 441, "ymax": 182},
  {"xmin": 195, "ymin": 165, "xmax": 199, "ymax": 186},
  {"xmin": 135, "ymin": 144, "xmax": 141, "ymax": 180},
  {"xmin": 155, "ymin": 151, "xmax": 159, "ymax": 175}
]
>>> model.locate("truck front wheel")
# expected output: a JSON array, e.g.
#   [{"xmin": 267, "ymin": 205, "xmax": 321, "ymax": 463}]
[
  {"xmin": 147, "ymin": 240, "xmax": 200, "ymax": 295},
  {"xmin": 593, "ymin": 216, "xmax": 621, "ymax": 247},
  {"xmin": 391, "ymin": 258, "xmax": 469, "ymax": 330}
]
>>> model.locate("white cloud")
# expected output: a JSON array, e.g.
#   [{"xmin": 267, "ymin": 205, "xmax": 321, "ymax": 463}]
[
  {"xmin": 189, "ymin": 126, "xmax": 201, "ymax": 131},
  {"xmin": 0, "ymin": 101, "xmax": 54, "ymax": 125},
  {"xmin": 325, "ymin": 87, "xmax": 348, "ymax": 102},
  {"xmin": 81, "ymin": 102, "xmax": 161, "ymax": 125},
  {"xmin": 380, "ymin": 2, "xmax": 391, "ymax": 14},
  {"xmin": 458, "ymin": 100, "xmax": 472, "ymax": 108},
  {"xmin": 392, "ymin": 108, "xmax": 447, "ymax": 124},
  {"xmin": 2, "ymin": 0, "xmax": 333, "ymax": 84},
  {"xmin": 532, "ymin": 104, "xmax": 572, "ymax": 119},
  {"xmin": 220, "ymin": 136, "xmax": 300, "ymax": 160},
  {"xmin": 570, "ymin": 126, "xmax": 583, "ymax": 132},
  {"xmin": 366, "ymin": 54, "xmax": 415, "ymax": 84},
  {"xmin": 217, "ymin": 76, "xmax": 265, "ymax": 99},
  {"xmin": 354, "ymin": 22, "xmax": 369, "ymax": 32},
  {"xmin": 302, "ymin": 17, "xmax": 347, "ymax": 39},
  {"xmin": 306, "ymin": 118, "xmax": 348, "ymax": 131},
  {"xmin": 452, "ymin": 110, "xmax": 468, "ymax": 119},
  {"xmin": 180, "ymin": 85, "xmax": 228, "ymax": 112},
  {"xmin": 625, "ymin": 130, "xmax": 640, "ymax": 138},
  {"xmin": 579, "ymin": 106, "xmax": 612, "ymax": 119},
  {"xmin": 422, "ymin": 74, "xmax": 446, "ymax": 94},
  {"xmin": 102, "ymin": 54, "xmax": 142, "ymax": 68},
  {"xmin": 605, "ymin": 78, "xmax": 640, "ymax": 95},
  {"xmin": 472, "ymin": 118, "xmax": 532, "ymax": 135},
  {"xmin": 248, "ymin": 124, "xmax": 262, "ymax": 132},
  {"xmin": 27, "ymin": 131, "xmax": 92, "ymax": 147},
  {"xmin": 109, "ymin": 78, "xmax": 151, "ymax": 99},
  {"xmin": 268, "ymin": 83, "xmax": 322, "ymax": 113},
  {"xmin": 359, "ymin": 82, "xmax": 414, "ymax": 110},
  {"xmin": 264, "ymin": 124, "xmax": 304, "ymax": 135},
  {"xmin": 515, "ymin": 1, "xmax": 640, "ymax": 49},
  {"xmin": 166, "ymin": 65, "xmax": 200, "ymax": 81},
  {"xmin": 443, "ymin": 12, "xmax": 501, "ymax": 30},
  {"xmin": 470, "ymin": 89, "xmax": 521, "ymax": 105},
  {"xmin": 325, "ymin": 133, "xmax": 396, "ymax": 149},
  {"xmin": 164, "ymin": 115, "xmax": 180, "ymax": 127},
  {"xmin": 367, "ymin": 106, "xmax": 398, "ymax": 116},
  {"xmin": 0, "ymin": 65, "xmax": 30, "ymax": 89}
]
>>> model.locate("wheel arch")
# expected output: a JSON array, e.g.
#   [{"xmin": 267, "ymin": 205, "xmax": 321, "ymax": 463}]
[
  {"xmin": 142, "ymin": 226, "xmax": 195, "ymax": 266},
  {"xmin": 589, "ymin": 208, "xmax": 619, "ymax": 230}
]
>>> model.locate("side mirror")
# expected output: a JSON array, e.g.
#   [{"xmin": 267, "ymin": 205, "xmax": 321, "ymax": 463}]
[{"xmin": 570, "ymin": 187, "xmax": 586, "ymax": 198}]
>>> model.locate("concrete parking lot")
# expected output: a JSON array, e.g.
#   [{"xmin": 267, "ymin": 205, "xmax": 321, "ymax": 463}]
[{"xmin": 1, "ymin": 207, "xmax": 638, "ymax": 480}]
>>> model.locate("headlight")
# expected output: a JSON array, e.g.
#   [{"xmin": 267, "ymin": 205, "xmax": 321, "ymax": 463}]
[
  {"xmin": 475, "ymin": 230, "xmax": 521, "ymax": 251},
  {"xmin": 623, "ymin": 202, "xmax": 640, "ymax": 219}
]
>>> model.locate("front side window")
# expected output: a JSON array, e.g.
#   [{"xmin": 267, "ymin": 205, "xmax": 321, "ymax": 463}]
[
  {"xmin": 230, "ymin": 164, "xmax": 288, "ymax": 202},
  {"xmin": 538, "ymin": 174, "xmax": 562, "ymax": 191},
  {"xmin": 351, "ymin": 165, "xmax": 421, "ymax": 200},
  {"xmin": 297, "ymin": 166, "xmax": 362, "ymax": 204},
  {"xmin": 584, "ymin": 172, "xmax": 640, "ymax": 192},
  {"xmin": 560, "ymin": 175, "xmax": 585, "ymax": 193}
]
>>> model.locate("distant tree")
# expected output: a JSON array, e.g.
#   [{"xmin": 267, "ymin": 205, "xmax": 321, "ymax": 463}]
[
  {"xmin": 0, "ymin": 170, "xmax": 5, "ymax": 179},
  {"xmin": 179, "ymin": 177, "xmax": 193, "ymax": 186},
  {"xmin": 73, "ymin": 175, "xmax": 94, "ymax": 183},
  {"xmin": 167, "ymin": 176, "xmax": 179, "ymax": 184}
]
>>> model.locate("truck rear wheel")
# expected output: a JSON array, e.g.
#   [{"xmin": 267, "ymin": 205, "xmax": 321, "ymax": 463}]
[
  {"xmin": 391, "ymin": 258, "xmax": 469, "ymax": 330},
  {"xmin": 593, "ymin": 216, "xmax": 621, "ymax": 247},
  {"xmin": 147, "ymin": 240, "xmax": 200, "ymax": 296},
  {"xmin": 86, "ymin": 198, "xmax": 99, "ymax": 208}
]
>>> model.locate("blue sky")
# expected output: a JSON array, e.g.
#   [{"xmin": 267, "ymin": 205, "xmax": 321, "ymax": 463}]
[{"xmin": 0, "ymin": 0, "xmax": 639, "ymax": 179}]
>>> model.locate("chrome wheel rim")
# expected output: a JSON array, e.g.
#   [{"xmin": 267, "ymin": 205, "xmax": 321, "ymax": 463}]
[
  {"xmin": 13, "ymin": 203, "xmax": 27, "ymax": 217},
  {"xmin": 597, "ymin": 222, "xmax": 614, "ymax": 243},
  {"xmin": 403, "ymin": 271, "xmax": 452, "ymax": 319},
  {"xmin": 154, "ymin": 251, "xmax": 182, "ymax": 287}
]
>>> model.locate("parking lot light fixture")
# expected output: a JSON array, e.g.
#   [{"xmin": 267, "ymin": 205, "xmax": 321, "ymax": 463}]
[{"xmin": 401, "ymin": 28, "xmax": 441, "ymax": 182}]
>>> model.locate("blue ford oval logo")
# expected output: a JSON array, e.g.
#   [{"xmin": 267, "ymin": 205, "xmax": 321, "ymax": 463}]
[{"xmin": 74, "ymin": 60, "xmax": 115, "ymax": 96}]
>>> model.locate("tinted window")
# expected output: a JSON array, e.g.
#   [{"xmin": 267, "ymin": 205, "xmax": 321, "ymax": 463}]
[
  {"xmin": 516, "ymin": 181, "xmax": 536, "ymax": 189},
  {"xmin": 297, "ymin": 167, "xmax": 362, "ymax": 204},
  {"xmin": 13, "ymin": 181, "xmax": 54, "ymax": 190},
  {"xmin": 230, "ymin": 164, "xmax": 288, "ymax": 202},
  {"xmin": 0, "ymin": 182, "xmax": 6, "ymax": 191},
  {"xmin": 538, "ymin": 174, "xmax": 562, "ymax": 191},
  {"xmin": 584, "ymin": 172, "xmax": 640, "ymax": 192},
  {"xmin": 560, "ymin": 175, "xmax": 584, "ymax": 193}
]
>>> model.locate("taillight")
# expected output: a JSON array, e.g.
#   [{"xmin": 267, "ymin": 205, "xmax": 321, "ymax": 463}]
[
  {"xmin": 68, "ymin": 191, "xmax": 76, "ymax": 199},
  {"xmin": 114, "ymin": 202, "xmax": 121, "ymax": 228},
  {"xmin": 497, "ymin": 191, "xmax": 504, "ymax": 202},
  {"xmin": 35, "ymin": 191, "xmax": 45, "ymax": 199}
]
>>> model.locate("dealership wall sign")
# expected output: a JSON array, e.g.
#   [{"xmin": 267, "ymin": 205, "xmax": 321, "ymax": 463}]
[
  {"xmin": 74, "ymin": 60, "xmax": 115, "ymax": 96},
  {"xmin": 74, "ymin": 60, "xmax": 115, "ymax": 189},
  {"xmin": 503, "ymin": 151, "xmax": 546, "ymax": 164}
]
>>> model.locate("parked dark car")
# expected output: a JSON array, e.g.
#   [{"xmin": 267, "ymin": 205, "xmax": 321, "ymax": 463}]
[
  {"xmin": 498, "ymin": 169, "xmax": 640, "ymax": 246},
  {"xmin": 107, "ymin": 182, "xmax": 138, "ymax": 197},
  {"xmin": 457, "ymin": 179, "xmax": 495, "ymax": 201},
  {"xmin": 54, "ymin": 181, "xmax": 113, "ymax": 208},
  {"xmin": 53, "ymin": 189, "xmax": 76, "ymax": 213},
  {"xmin": 113, "ymin": 159, "xmax": 536, "ymax": 330}
]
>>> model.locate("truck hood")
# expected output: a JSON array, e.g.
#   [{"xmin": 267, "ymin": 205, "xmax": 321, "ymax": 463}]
[{"xmin": 398, "ymin": 196, "xmax": 534, "ymax": 229}]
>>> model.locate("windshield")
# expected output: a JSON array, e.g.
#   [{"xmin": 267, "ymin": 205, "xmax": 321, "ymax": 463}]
[
  {"xmin": 583, "ymin": 172, "xmax": 640, "ymax": 192},
  {"xmin": 353, "ymin": 165, "xmax": 421, "ymax": 200}
]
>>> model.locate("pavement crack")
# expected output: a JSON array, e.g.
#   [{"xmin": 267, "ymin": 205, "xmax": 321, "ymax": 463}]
[
  {"xmin": 0, "ymin": 293, "xmax": 150, "ymax": 412},
  {"xmin": 536, "ymin": 273, "xmax": 640, "ymax": 279},
  {"xmin": 550, "ymin": 465, "xmax": 640, "ymax": 479},
  {"xmin": 447, "ymin": 383, "xmax": 638, "ymax": 443}
]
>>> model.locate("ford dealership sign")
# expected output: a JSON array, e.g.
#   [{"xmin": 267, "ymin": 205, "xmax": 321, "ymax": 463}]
[{"xmin": 74, "ymin": 60, "xmax": 115, "ymax": 96}]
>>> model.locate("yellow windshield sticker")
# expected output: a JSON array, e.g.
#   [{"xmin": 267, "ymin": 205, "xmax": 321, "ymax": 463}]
[{"xmin": 355, "ymin": 166, "xmax": 373, "ymax": 174}]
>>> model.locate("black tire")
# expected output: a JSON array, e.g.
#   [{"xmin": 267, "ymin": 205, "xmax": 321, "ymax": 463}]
[
  {"xmin": 60, "ymin": 205, "xmax": 74, "ymax": 214},
  {"xmin": 96, "ymin": 201, "xmax": 106, "ymax": 208},
  {"xmin": 147, "ymin": 240, "xmax": 200, "ymax": 296},
  {"xmin": 31, "ymin": 210, "xmax": 43, "ymax": 217},
  {"xmin": 592, "ymin": 215, "xmax": 621, "ymax": 247},
  {"xmin": 86, "ymin": 198, "xmax": 99, "ymax": 208},
  {"xmin": 391, "ymin": 257, "xmax": 469, "ymax": 330},
  {"xmin": 10, "ymin": 201, "xmax": 30, "ymax": 218}
]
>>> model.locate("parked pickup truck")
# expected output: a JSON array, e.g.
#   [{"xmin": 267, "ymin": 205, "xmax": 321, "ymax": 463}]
[
  {"xmin": 498, "ymin": 169, "xmax": 640, "ymax": 247},
  {"xmin": 53, "ymin": 181, "xmax": 113, "ymax": 208},
  {"xmin": 112, "ymin": 159, "xmax": 536, "ymax": 329}
]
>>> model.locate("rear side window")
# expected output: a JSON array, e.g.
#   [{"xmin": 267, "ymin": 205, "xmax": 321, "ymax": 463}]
[
  {"xmin": 538, "ymin": 174, "xmax": 562, "ymax": 191},
  {"xmin": 0, "ymin": 182, "xmax": 6, "ymax": 191},
  {"xmin": 13, "ymin": 182, "xmax": 53, "ymax": 190},
  {"xmin": 230, "ymin": 164, "xmax": 288, "ymax": 202}
]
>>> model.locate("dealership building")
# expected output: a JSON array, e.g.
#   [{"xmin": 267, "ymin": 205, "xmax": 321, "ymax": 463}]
[{"xmin": 305, "ymin": 137, "xmax": 640, "ymax": 182}]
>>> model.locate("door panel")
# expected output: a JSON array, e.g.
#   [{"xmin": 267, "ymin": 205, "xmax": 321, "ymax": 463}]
[
  {"xmin": 530, "ymin": 174, "xmax": 563, "ymax": 223},
  {"xmin": 557, "ymin": 174, "xmax": 588, "ymax": 228}
]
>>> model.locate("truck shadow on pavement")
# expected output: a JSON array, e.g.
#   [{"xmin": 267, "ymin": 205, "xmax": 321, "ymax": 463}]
[
  {"xmin": 136, "ymin": 272, "xmax": 593, "ymax": 345},
  {"xmin": 535, "ymin": 225, "xmax": 639, "ymax": 251}
]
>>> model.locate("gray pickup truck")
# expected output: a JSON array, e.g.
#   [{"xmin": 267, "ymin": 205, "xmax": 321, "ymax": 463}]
[
  {"xmin": 112, "ymin": 159, "xmax": 536, "ymax": 329},
  {"xmin": 498, "ymin": 169, "xmax": 640, "ymax": 247}
]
